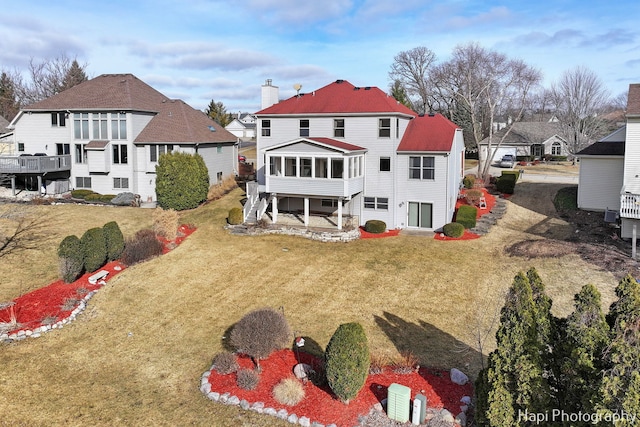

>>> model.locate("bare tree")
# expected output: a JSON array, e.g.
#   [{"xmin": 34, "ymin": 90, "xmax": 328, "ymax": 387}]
[
  {"xmin": 432, "ymin": 43, "xmax": 542, "ymax": 181},
  {"xmin": 550, "ymin": 66, "xmax": 611, "ymax": 160},
  {"xmin": 0, "ymin": 205, "xmax": 53, "ymax": 260},
  {"xmin": 0, "ymin": 71, "xmax": 21, "ymax": 121},
  {"xmin": 20, "ymin": 54, "xmax": 89, "ymax": 105},
  {"xmin": 388, "ymin": 46, "xmax": 437, "ymax": 114}
]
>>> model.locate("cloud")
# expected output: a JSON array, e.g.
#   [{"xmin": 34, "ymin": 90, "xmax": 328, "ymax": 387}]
[
  {"xmin": 510, "ymin": 28, "xmax": 637, "ymax": 50},
  {"xmin": 446, "ymin": 6, "xmax": 514, "ymax": 30},
  {"xmin": 246, "ymin": 0, "xmax": 353, "ymax": 26}
]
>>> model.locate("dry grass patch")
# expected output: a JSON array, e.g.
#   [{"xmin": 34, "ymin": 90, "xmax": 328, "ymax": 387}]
[{"xmin": 0, "ymin": 186, "xmax": 627, "ymax": 426}]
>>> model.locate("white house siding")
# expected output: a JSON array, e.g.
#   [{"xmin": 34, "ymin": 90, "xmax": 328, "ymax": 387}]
[
  {"xmin": 13, "ymin": 112, "xmax": 71, "ymax": 154},
  {"xmin": 623, "ymin": 119, "xmax": 640, "ymax": 189},
  {"xmin": 577, "ymin": 156, "xmax": 623, "ymax": 211},
  {"xmin": 197, "ymin": 143, "xmax": 236, "ymax": 184},
  {"xmin": 131, "ymin": 113, "xmax": 154, "ymax": 139}
]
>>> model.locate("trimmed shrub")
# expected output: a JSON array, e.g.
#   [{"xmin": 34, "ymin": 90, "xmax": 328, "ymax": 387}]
[
  {"xmin": 80, "ymin": 227, "xmax": 107, "ymax": 273},
  {"xmin": 236, "ymin": 368, "xmax": 260, "ymax": 390},
  {"xmin": 497, "ymin": 173, "xmax": 517, "ymax": 194},
  {"xmin": 228, "ymin": 207, "xmax": 243, "ymax": 225},
  {"xmin": 364, "ymin": 220, "xmax": 386, "ymax": 234},
  {"xmin": 465, "ymin": 189, "xmax": 483, "ymax": 206},
  {"xmin": 156, "ymin": 152, "xmax": 209, "ymax": 210},
  {"xmin": 325, "ymin": 322, "xmax": 370, "ymax": 404},
  {"xmin": 152, "ymin": 208, "xmax": 179, "ymax": 241},
  {"xmin": 57, "ymin": 235, "xmax": 84, "ymax": 283},
  {"xmin": 463, "ymin": 174, "xmax": 476, "ymax": 189},
  {"xmin": 121, "ymin": 229, "xmax": 164, "ymax": 266},
  {"xmin": 455, "ymin": 205, "xmax": 477, "ymax": 229},
  {"xmin": 273, "ymin": 377, "xmax": 305, "ymax": 406},
  {"xmin": 103, "ymin": 221, "xmax": 125, "ymax": 261},
  {"xmin": 442, "ymin": 222, "xmax": 465, "ymax": 238},
  {"xmin": 230, "ymin": 307, "xmax": 292, "ymax": 370},
  {"xmin": 70, "ymin": 189, "xmax": 95, "ymax": 199},
  {"xmin": 212, "ymin": 351, "xmax": 239, "ymax": 375},
  {"xmin": 501, "ymin": 170, "xmax": 520, "ymax": 180},
  {"xmin": 84, "ymin": 193, "xmax": 111, "ymax": 202}
]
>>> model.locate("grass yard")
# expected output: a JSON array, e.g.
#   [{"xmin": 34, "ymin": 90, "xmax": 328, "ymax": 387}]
[{"xmin": 0, "ymin": 184, "xmax": 621, "ymax": 426}]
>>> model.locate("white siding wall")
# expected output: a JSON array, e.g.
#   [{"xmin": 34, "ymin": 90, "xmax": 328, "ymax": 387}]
[
  {"xmin": 624, "ymin": 118, "xmax": 640, "ymax": 190},
  {"xmin": 577, "ymin": 157, "xmax": 623, "ymax": 211},
  {"xmin": 13, "ymin": 112, "xmax": 71, "ymax": 154}
]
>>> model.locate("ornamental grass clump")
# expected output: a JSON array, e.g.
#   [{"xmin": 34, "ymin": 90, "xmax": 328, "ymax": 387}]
[
  {"xmin": 465, "ymin": 189, "xmax": 483, "ymax": 207},
  {"xmin": 211, "ymin": 351, "xmax": 239, "ymax": 375},
  {"xmin": 391, "ymin": 351, "xmax": 420, "ymax": 374},
  {"xmin": 273, "ymin": 377, "xmax": 305, "ymax": 406},
  {"xmin": 121, "ymin": 229, "xmax": 164, "ymax": 266},
  {"xmin": 227, "ymin": 207, "xmax": 243, "ymax": 225},
  {"xmin": 236, "ymin": 368, "xmax": 260, "ymax": 390},
  {"xmin": 152, "ymin": 208, "xmax": 179, "ymax": 241},
  {"xmin": 324, "ymin": 322, "xmax": 370, "ymax": 404},
  {"xmin": 230, "ymin": 307, "xmax": 292, "ymax": 371}
]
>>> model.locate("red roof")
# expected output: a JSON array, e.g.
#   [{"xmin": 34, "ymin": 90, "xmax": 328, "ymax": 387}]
[
  {"xmin": 397, "ymin": 113, "xmax": 459, "ymax": 152},
  {"xmin": 257, "ymin": 80, "xmax": 416, "ymax": 116},
  {"xmin": 307, "ymin": 137, "xmax": 366, "ymax": 152}
]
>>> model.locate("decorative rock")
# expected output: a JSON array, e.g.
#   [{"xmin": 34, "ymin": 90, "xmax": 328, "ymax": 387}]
[
  {"xmin": 287, "ymin": 413, "xmax": 298, "ymax": 424},
  {"xmin": 373, "ymin": 402, "xmax": 383, "ymax": 412},
  {"xmin": 202, "ymin": 371, "xmax": 211, "ymax": 379},
  {"xmin": 207, "ymin": 391, "xmax": 220, "ymax": 401},
  {"xmin": 456, "ymin": 412, "xmax": 467, "ymax": 426},
  {"xmin": 440, "ymin": 409, "xmax": 455, "ymax": 423},
  {"xmin": 219, "ymin": 392, "xmax": 230, "ymax": 403},
  {"xmin": 460, "ymin": 396, "xmax": 471, "ymax": 405},
  {"xmin": 227, "ymin": 395, "xmax": 240, "ymax": 406},
  {"xmin": 111, "ymin": 192, "xmax": 138, "ymax": 206},
  {"xmin": 251, "ymin": 401, "xmax": 265, "ymax": 413},
  {"xmin": 200, "ymin": 382, "xmax": 211, "ymax": 394},
  {"xmin": 240, "ymin": 399, "xmax": 250, "ymax": 410},
  {"xmin": 299, "ymin": 417, "xmax": 312, "ymax": 427},
  {"xmin": 264, "ymin": 407, "xmax": 277, "ymax": 416},
  {"xmin": 31, "ymin": 333, "xmax": 41, "ymax": 338},
  {"xmin": 450, "ymin": 368, "xmax": 469, "ymax": 385},
  {"xmin": 277, "ymin": 408, "xmax": 289, "ymax": 419},
  {"xmin": 309, "ymin": 421, "xmax": 323, "ymax": 427}
]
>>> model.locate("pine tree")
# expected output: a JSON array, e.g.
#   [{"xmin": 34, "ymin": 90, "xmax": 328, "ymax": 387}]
[
  {"xmin": 60, "ymin": 60, "xmax": 88, "ymax": 92},
  {"xmin": 556, "ymin": 284, "xmax": 609, "ymax": 421},
  {"xmin": 597, "ymin": 275, "xmax": 640, "ymax": 425},
  {"xmin": 0, "ymin": 71, "xmax": 20, "ymax": 121},
  {"xmin": 204, "ymin": 99, "xmax": 232, "ymax": 127}
]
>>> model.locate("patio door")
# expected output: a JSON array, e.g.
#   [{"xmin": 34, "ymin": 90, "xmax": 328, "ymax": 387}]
[{"xmin": 408, "ymin": 202, "xmax": 432, "ymax": 228}]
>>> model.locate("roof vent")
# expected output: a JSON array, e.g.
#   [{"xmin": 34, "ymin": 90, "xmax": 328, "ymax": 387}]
[
  {"xmin": 354, "ymin": 87, "xmax": 360, "ymax": 90},
  {"xmin": 336, "ymin": 79, "xmax": 344, "ymax": 84},
  {"xmin": 364, "ymin": 87, "xmax": 371, "ymax": 90},
  {"xmin": 428, "ymin": 112, "xmax": 435, "ymax": 117}
]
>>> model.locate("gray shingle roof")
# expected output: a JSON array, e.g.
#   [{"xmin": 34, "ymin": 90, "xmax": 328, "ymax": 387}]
[{"xmin": 479, "ymin": 121, "xmax": 565, "ymax": 145}]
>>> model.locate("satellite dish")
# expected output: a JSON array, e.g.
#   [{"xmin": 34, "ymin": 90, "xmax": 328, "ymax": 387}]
[{"xmin": 293, "ymin": 83, "xmax": 302, "ymax": 95}]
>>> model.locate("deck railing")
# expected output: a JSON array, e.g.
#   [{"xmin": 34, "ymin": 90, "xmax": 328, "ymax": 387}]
[
  {"xmin": 0, "ymin": 155, "xmax": 72, "ymax": 174},
  {"xmin": 620, "ymin": 193, "xmax": 640, "ymax": 219}
]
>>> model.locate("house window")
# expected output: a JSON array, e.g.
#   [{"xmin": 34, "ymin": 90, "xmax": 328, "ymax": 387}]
[
  {"xmin": 321, "ymin": 199, "xmax": 339, "ymax": 208},
  {"xmin": 217, "ymin": 144, "xmax": 222, "ymax": 153},
  {"xmin": 113, "ymin": 177, "xmax": 129, "ymax": 189},
  {"xmin": 92, "ymin": 113, "xmax": 108, "ymax": 139},
  {"xmin": 56, "ymin": 143, "xmax": 70, "ymax": 155},
  {"xmin": 76, "ymin": 177, "xmax": 92, "ymax": 188},
  {"xmin": 301, "ymin": 158, "xmax": 312, "ymax": 177},
  {"xmin": 216, "ymin": 172, "xmax": 223, "ymax": 183},
  {"xmin": 284, "ymin": 157, "xmax": 297, "ymax": 177},
  {"xmin": 331, "ymin": 158, "xmax": 343, "ymax": 179},
  {"xmin": 380, "ymin": 157, "xmax": 391, "ymax": 172},
  {"xmin": 551, "ymin": 142, "xmax": 562, "ymax": 156},
  {"xmin": 300, "ymin": 120, "xmax": 309, "ymax": 137},
  {"xmin": 18, "ymin": 143, "xmax": 24, "ymax": 152},
  {"xmin": 150, "ymin": 144, "xmax": 174, "ymax": 162},
  {"xmin": 315, "ymin": 158, "xmax": 327, "ymax": 178},
  {"xmin": 51, "ymin": 112, "xmax": 66, "ymax": 127},
  {"xmin": 409, "ymin": 156, "xmax": 435, "ymax": 180},
  {"xmin": 75, "ymin": 144, "xmax": 87, "ymax": 164},
  {"xmin": 364, "ymin": 197, "xmax": 389, "ymax": 210},
  {"xmin": 111, "ymin": 112, "xmax": 127, "ymax": 139},
  {"xmin": 396, "ymin": 118, "xmax": 399, "ymax": 138},
  {"xmin": 408, "ymin": 202, "xmax": 432, "ymax": 228},
  {"xmin": 261, "ymin": 120, "xmax": 271, "ymax": 137},
  {"xmin": 379, "ymin": 118, "xmax": 391, "ymax": 138},
  {"xmin": 74, "ymin": 113, "xmax": 89, "ymax": 139},
  {"xmin": 269, "ymin": 156, "xmax": 282, "ymax": 176},
  {"xmin": 349, "ymin": 157, "xmax": 362, "ymax": 178},
  {"xmin": 334, "ymin": 119, "xmax": 345, "ymax": 138},
  {"xmin": 113, "ymin": 144, "xmax": 128, "ymax": 164}
]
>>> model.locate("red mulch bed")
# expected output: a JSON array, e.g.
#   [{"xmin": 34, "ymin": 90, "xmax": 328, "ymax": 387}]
[
  {"xmin": 359, "ymin": 227, "xmax": 401, "ymax": 239},
  {"xmin": 434, "ymin": 188, "xmax": 498, "ymax": 241},
  {"xmin": 0, "ymin": 225, "xmax": 196, "ymax": 336},
  {"xmin": 207, "ymin": 349, "xmax": 472, "ymax": 427}
]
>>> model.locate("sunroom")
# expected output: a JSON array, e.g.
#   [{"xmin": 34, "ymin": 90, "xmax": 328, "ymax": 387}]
[{"xmin": 263, "ymin": 137, "xmax": 367, "ymax": 230}]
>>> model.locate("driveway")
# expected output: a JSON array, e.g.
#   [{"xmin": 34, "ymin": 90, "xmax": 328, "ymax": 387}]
[{"xmin": 465, "ymin": 165, "xmax": 578, "ymax": 185}]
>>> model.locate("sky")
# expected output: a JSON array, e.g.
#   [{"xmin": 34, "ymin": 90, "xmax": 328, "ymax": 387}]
[{"xmin": 1, "ymin": 0, "xmax": 640, "ymax": 114}]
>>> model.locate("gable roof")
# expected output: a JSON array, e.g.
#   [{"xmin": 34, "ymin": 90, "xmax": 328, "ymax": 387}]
[
  {"xmin": 577, "ymin": 125, "xmax": 625, "ymax": 156},
  {"xmin": 397, "ymin": 113, "xmax": 459, "ymax": 152},
  {"xmin": 264, "ymin": 137, "xmax": 366, "ymax": 153},
  {"xmin": 256, "ymin": 80, "xmax": 416, "ymax": 116},
  {"xmin": 135, "ymin": 99, "xmax": 235, "ymax": 144},
  {"xmin": 23, "ymin": 74, "xmax": 167, "ymax": 112},
  {"xmin": 479, "ymin": 121, "xmax": 565, "ymax": 146},
  {"xmin": 627, "ymin": 84, "xmax": 640, "ymax": 117}
]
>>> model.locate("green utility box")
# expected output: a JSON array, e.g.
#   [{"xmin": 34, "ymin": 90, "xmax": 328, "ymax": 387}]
[{"xmin": 387, "ymin": 383, "xmax": 411, "ymax": 422}]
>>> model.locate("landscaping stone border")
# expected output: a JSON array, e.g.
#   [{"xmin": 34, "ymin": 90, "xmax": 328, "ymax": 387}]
[{"xmin": 226, "ymin": 224, "xmax": 361, "ymax": 243}]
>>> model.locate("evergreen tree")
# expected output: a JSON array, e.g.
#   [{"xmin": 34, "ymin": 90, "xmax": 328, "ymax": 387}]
[
  {"xmin": 389, "ymin": 79, "xmax": 413, "ymax": 110},
  {"xmin": 60, "ymin": 59, "xmax": 88, "ymax": 92},
  {"xmin": 0, "ymin": 71, "xmax": 20, "ymax": 121},
  {"xmin": 597, "ymin": 275, "xmax": 640, "ymax": 425},
  {"xmin": 556, "ymin": 284, "xmax": 609, "ymax": 422},
  {"xmin": 204, "ymin": 99, "xmax": 232, "ymax": 127}
]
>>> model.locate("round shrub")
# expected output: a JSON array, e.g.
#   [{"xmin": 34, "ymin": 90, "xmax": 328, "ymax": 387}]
[
  {"xmin": 364, "ymin": 220, "xmax": 386, "ymax": 234},
  {"xmin": 442, "ymin": 222, "xmax": 465, "ymax": 238},
  {"xmin": 464, "ymin": 189, "xmax": 483, "ymax": 206},
  {"xmin": 228, "ymin": 207, "xmax": 243, "ymax": 225},
  {"xmin": 102, "ymin": 221, "xmax": 125, "ymax": 262},
  {"xmin": 80, "ymin": 227, "xmax": 107, "ymax": 273},
  {"xmin": 236, "ymin": 368, "xmax": 260, "ymax": 390},
  {"xmin": 273, "ymin": 377, "xmax": 305, "ymax": 406},
  {"xmin": 57, "ymin": 235, "xmax": 84, "ymax": 283},
  {"xmin": 463, "ymin": 174, "xmax": 476, "ymax": 189},
  {"xmin": 121, "ymin": 229, "xmax": 164, "ymax": 266},
  {"xmin": 212, "ymin": 351, "xmax": 239, "ymax": 375},
  {"xmin": 455, "ymin": 205, "xmax": 478, "ymax": 229},
  {"xmin": 84, "ymin": 193, "xmax": 104, "ymax": 202},
  {"xmin": 230, "ymin": 307, "xmax": 292, "ymax": 370},
  {"xmin": 325, "ymin": 322, "xmax": 370, "ymax": 404},
  {"xmin": 496, "ymin": 173, "xmax": 517, "ymax": 194},
  {"xmin": 156, "ymin": 152, "xmax": 209, "ymax": 210}
]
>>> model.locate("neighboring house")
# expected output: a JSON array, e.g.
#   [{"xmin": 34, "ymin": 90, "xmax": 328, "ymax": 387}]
[
  {"xmin": 226, "ymin": 117, "xmax": 256, "ymax": 139},
  {"xmin": 478, "ymin": 120, "xmax": 568, "ymax": 162},
  {"xmin": 1, "ymin": 74, "xmax": 238, "ymax": 200},
  {"xmin": 247, "ymin": 79, "xmax": 465, "ymax": 231},
  {"xmin": 577, "ymin": 83, "xmax": 640, "ymax": 240}
]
